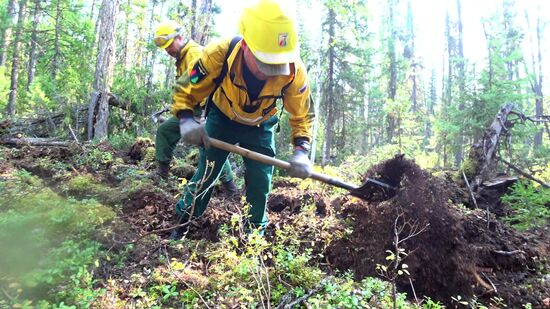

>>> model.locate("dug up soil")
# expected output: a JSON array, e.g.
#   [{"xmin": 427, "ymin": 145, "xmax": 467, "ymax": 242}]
[{"xmin": 326, "ymin": 155, "xmax": 550, "ymax": 307}]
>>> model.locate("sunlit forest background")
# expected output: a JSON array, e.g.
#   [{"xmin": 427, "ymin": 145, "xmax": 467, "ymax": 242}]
[{"xmin": 1, "ymin": 0, "xmax": 548, "ymax": 170}]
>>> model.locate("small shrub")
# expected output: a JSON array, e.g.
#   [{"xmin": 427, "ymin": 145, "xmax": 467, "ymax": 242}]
[
  {"xmin": 63, "ymin": 174, "xmax": 113, "ymax": 199},
  {"xmin": 108, "ymin": 131, "xmax": 136, "ymax": 150},
  {"xmin": 306, "ymin": 275, "xmax": 400, "ymax": 308},
  {"xmin": 75, "ymin": 148, "xmax": 114, "ymax": 170},
  {"xmin": 503, "ymin": 181, "xmax": 550, "ymax": 231}
]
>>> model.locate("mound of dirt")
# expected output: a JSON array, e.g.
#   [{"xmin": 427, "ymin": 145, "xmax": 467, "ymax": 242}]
[
  {"xmin": 127, "ymin": 138, "xmax": 154, "ymax": 161},
  {"xmin": 326, "ymin": 155, "xmax": 550, "ymax": 307}
]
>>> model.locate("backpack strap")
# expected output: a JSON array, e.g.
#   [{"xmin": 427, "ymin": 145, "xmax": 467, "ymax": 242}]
[{"xmin": 203, "ymin": 36, "xmax": 242, "ymax": 118}]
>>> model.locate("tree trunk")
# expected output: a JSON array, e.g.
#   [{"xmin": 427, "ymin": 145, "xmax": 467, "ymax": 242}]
[
  {"xmin": 405, "ymin": 0, "xmax": 417, "ymax": 112},
  {"xmin": 503, "ymin": 0, "xmax": 515, "ymax": 81},
  {"xmin": 52, "ymin": 0, "xmax": 61, "ymax": 80},
  {"xmin": 524, "ymin": 8, "xmax": 544, "ymax": 148},
  {"xmin": 191, "ymin": 0, "xmax": 197, "ymax": 39},
  {"xmin": 533, "ymin": 13, "xmax": 544, "ymax": 147},
  {"xmin": 87, "ymin": 0, "xmax": 120, "ymax": 140},
  {"xmin": 142, "ymin": 0, "xmax": 156, "ymax": 116},
  {"xmin": 0, "ymin": 0, "xmax": 17, "ymax": 66},
  {"xmin": 27, "ymin": 0, "xmax": 41, "ymax": 89},
  {"xmin": 120, "ymin": 0, "xmax": 130, "ymax": 75},
  {"xmin": 386, "ymin": 0, "xmax": 397, "ymax": 144},
  {"xmin": 89, "ymin": 0, "xmax": 98, "ymax": 19},
  {"xmin": 7, "ymin": 0, "xmax": 27, "ymax": 118},
  {"xmin": 322, "ymin": 7, "xmax": 336, "ymax": 166},
  {"xmin": 425, "ymin": 69, "xmax": 436, "ymax": 142},
  {"xmin": 481, "ymin": 22, "xmax": 493, "ymax": 88},
  {"xmin": 195, "ymin": 0, "xmax": 213, "ymax": 45},
  {"xmin": 454, "ymin": 0, "xmax": 465, "ymax": 167}
]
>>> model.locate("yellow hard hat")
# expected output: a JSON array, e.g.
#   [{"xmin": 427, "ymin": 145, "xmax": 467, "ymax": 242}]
[
  {"xmin": 154, "ymin": 20, "xmax": 182, "ymax": 49},
  {"xmin": 239, "ymin": 0, "xmax": 298, "ymax": 67}
]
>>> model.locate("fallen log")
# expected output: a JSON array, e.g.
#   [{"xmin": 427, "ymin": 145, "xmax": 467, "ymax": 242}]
[
  {"xmin": 0, "ymin": 137, "xmax": 73, "ymax": 147},
  {"xmin": 1, "ymin": 93, "xmax": 145, "ymax": 138}
]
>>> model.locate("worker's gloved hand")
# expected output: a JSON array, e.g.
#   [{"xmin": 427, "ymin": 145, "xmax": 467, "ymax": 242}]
[
  {"xmin": 288, "ymin": 149, "xmax": 312, "ymax": 179},
  {"xmin": 179, "ymin": 117, "xmax": 210, "ymax": 148}
]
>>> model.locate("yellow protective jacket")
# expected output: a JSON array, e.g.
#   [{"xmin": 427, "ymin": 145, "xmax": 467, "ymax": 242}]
[
  {"xmin": 175, "ymin": 39, "xmax": 202, "ymax": 78},
  {"xmin": 171, "ymin": 38, "xmax": 314, "ymax": 142}
]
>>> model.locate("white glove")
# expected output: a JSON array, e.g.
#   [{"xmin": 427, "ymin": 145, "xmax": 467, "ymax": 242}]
[
  {"xmin": 179, "ymin": 118, "xmax": 210, "ymax": 148},
  {"xmin": 288, "ymin": 150, "xmax": 312, "ymax": 179}
]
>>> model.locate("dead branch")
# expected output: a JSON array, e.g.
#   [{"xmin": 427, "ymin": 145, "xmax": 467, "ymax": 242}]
[
  {"xmin": 408, "ymin": 277, "xmax": 420, "ymax": 306},
  {"xmin": 111, "ymin": 220, "xmax": 194, "ymax": 246},
  {"xmin": 0, "ymin": 287, "xmax": 15, "ymax": 302},
  {"xmin": 473, "ymin": 271, "xmax": 495, "ymax": 292},
  {"xmin": 463, "ymin": 171, "xmax": 489, "ymax": 228},
  {"xmin": 480, "ymin": 272, "xmax": 498, "ymax": 294},
  {"xmin": 493, "ymin": 249, "xmax": 525, "ymax": 256},
  {"xmin": 394, "ymin": 212, "xmax": 430, "ymax": 246},
  {"xmin": 462, "ymin": 171, "xmax": 479, "ymax": 209},
  {"xmin": 68, "ymin": 124, "xmax": 81, "ymax": 146},
  {"xmin": 497, "ymin": 156, "xmax": 549, "ymax": 188},
  {"xmin": 275, "ymin": 278, "xmax": 330, "ymax": 309},
  {"xmin": 509, "ymin": 111, "xmax": 550, "ymax": 124},
  {"xmin": 4, "ymin": 93, "xmax": 143, "ymax": 139},
  {"xmin": 509, "ymin": 111, "xmax": 550, "ymax": 142}
]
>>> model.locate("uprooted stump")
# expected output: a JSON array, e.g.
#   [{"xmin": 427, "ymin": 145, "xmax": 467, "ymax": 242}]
[{"xmin": 326, "ymin": 155, "xmax": 550, "ymax": 307}]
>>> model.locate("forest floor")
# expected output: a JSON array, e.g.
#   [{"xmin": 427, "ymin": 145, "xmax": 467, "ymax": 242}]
[{"xmin": 0, "ymin": 140, "xmax": 549, "ymax": 308}]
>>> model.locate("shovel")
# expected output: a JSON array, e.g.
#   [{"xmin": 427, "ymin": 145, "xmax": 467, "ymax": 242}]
[
  {"xmin": 209, "ymin": 138, "xmax": 397, "ymax": 200},
  {"xmin": 151, "ymin": 106, "xmax": 170, "ymax": 124}
]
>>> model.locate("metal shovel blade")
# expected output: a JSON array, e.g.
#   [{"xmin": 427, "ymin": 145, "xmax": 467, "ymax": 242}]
[{"xmin": 350, "ymin": 178, "xmax": 398, "ymax": 200}]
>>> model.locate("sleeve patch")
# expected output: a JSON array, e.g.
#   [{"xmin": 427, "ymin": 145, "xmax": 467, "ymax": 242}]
[
  {"xmin": 176, "ymin": 74, "xmax": 190, "ymax": 88},
  {"xmin": 298, "ymin": 83, "xmax": 308, "ymax": 94},
  {"xmin": 190, "ymin": 59, "xmax": 208, "ymax": 84}
]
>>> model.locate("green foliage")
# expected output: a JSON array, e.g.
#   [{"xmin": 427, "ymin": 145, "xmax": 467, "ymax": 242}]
[
  {"xmin": 108, "ymin": 131, "xmax": 137, "ymax": 150},
  {"xmin": 62, "ymin": 174, "xmax": 113, "ymax": 201},
  {"xmin": 0, "ymin": 67, "xmax": 9, "ymax": 115},
  {"xmin": 74, "ymin": 148, "xmax": 114, "ymax": 170},
  {"xmin": 34, "ymin": 156, "xmax": 73, "ymax": 179},
  {"xmin": 503, "ymin": 181, "xmax": 550, "ymax": 231},
  {"xmin": 304, "ymin": 275, "xmax": 424, "ymax": 308},
  {"xmin": 0, "ymin": 173, "xmax": 114, "ymax": 307}
]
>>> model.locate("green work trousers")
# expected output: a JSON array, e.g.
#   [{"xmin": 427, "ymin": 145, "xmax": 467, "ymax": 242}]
[
  {"xmin": 176, "ymin": 104, "xmax": 277, "ymax": 230},
  {"xmin": 155, "ymin": 116, "xmax": 234, "ymax": 183}
]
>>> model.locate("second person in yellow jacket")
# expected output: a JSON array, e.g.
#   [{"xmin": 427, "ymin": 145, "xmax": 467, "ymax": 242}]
[{"xmin": 153, "ymin": 20, "xmax": 238, "ymax": 196}]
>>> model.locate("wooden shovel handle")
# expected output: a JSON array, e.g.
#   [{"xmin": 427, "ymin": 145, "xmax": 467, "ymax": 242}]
[
  {"xmin": 209, "ymin": 138, "xmax": 290, "ymax": 169},
  {"xmin": 208, "ymin": 138, "xmax": 358, "ymax": 191}
]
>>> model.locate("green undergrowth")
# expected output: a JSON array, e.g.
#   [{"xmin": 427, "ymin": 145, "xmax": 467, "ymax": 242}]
[
  {"xmin": 74, "ymin": 147, "xmax": 115, "ymax": 171},
  {"xmin": 0, "ymin": 148, "xmax": 482, "ymax": 308},
  {"xmin": 61, "ymin": 174, "xmax": 115, "ymax": 200},
  {"xmin": 96, "ymin": 202, "xmax": 444, "ymax": 308},
  {"xmin": 503, "ymin": 180, "xmax": 550, "ymax": 231},
  {"xmin": 0, "ymin": 171, "xmax": 115, "ymax": 308}
]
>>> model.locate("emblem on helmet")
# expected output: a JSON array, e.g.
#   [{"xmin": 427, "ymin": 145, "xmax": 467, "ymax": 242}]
[{"xmin": 278, "ymin": 33, "xmax": 288, "ymax": 47}]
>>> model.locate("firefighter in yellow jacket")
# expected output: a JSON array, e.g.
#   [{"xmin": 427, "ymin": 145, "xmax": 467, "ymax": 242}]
[
  {"xmin": 171, "ymin": 0, "xmax": 314, "ymax": 238},
  {"xmin": 153, "ymin": 21, "xmax": 238, "ymax": 195}
]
